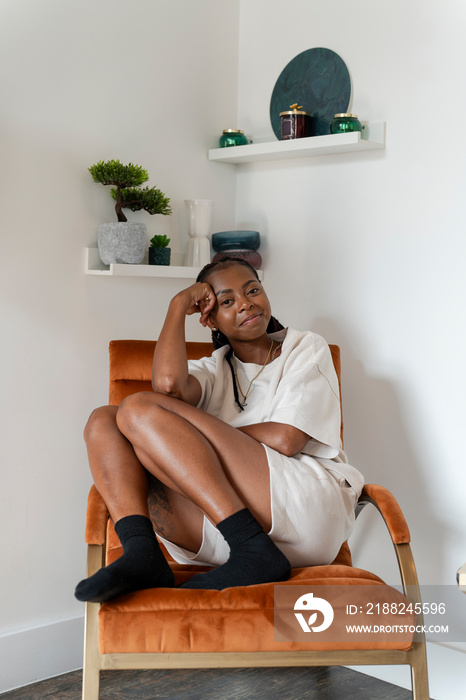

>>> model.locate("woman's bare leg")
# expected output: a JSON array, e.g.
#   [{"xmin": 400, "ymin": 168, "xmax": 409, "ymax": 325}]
[
  {"xmin": 76, "ymin": 405, "xmax": 205, "ymax": 602},
  {"xmin": 77, "ymin": 393, "xmax": 290, "ymax": 599},
  {"xmin": 83, "ymin": 405, "xmax": 149, "ymax": 518},
  {"xmin": 115, "ymin": 392, "xmax": 273, "ymax": 529},
  {"xmin": 82, "ymin": 405, "xmax": 204, "ymax": 551},
  {"xmin": 115, "ymin": 392, "xmax": 291, "ymax": 590}
]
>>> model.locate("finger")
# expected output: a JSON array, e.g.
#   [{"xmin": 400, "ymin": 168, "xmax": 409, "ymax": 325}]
[
  {"xmin": 199, "ymin": 292, "xmax": 215, "ymax": 313},
  {"xmin": 199, "ymin": 304, "xmax": 214, "ymax": 327}
]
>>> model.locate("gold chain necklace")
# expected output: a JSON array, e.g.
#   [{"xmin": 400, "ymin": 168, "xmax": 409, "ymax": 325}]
[{"xmin": 232, "ymin": 338, "xmax": 278, "ymax": 408}]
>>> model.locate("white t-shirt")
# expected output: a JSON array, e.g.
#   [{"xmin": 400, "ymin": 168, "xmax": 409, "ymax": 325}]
[{"xmin": 188, "ymin": 327, "xmax": 363, "ymax": 492}]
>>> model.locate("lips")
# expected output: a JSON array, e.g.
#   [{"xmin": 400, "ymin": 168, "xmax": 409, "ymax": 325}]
[{"xmin": 240, "ymin": 313, "xmax": 262, "ymax": 326}]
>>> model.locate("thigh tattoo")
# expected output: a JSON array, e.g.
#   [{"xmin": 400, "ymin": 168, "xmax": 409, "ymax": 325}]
[{"xmin": 147, "ymin": 473, "xmax": 173, "ymax": 537}]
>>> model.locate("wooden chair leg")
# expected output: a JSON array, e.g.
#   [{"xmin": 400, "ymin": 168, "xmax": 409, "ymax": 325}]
[
  {"xmin": 82, "ymin": 602, "xmax": 100, "ymax": 700},
  {"xmin": 82, "ymin": 545, "xmax": 104, "ymax": 700},
  {"xmin": 394, "ymin": 545, "xmax": 430, "ymax": 699},
  {"xmin": 410, "ymin": 642, "xmax": 430, "ymax": 700}
]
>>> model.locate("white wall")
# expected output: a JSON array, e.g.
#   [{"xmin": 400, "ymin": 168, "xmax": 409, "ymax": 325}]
[
  {"xmin": 0, "ymin": 0, "xmax": 239, "ymax": 691},
  {"xmin": 236, "ymin": 0, "xmax": 466, "ymax": 695},
  {"xmin": 1, "ymin": 0, "xmax": 465, "ymax": 695}
]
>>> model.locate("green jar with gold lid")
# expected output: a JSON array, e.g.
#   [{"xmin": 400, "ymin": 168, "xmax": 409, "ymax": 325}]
[
  {"xmin": 330, "ymin": 113, "xmax": 362, "ymax": 134},
  {"xmin": 219, "ymin": 129, "xmax": 248, "ymax": 148}
]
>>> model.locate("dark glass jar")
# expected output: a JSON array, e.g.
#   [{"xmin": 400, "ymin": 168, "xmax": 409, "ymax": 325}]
[
  {"xmin": 330, "ymin": 113, "xmax": 362, "ymax": 134},
  {"xmin": 219, "ymin": 129, "xmax": 248, "ymax": 148},
  {"xmin": 280, "ymin": 106, "xmax": 310, "ymax": 140}
]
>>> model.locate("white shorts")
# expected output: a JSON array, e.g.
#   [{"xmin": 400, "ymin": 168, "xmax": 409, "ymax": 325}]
[{"xmin": 158, "ymin": 445, "xmax": 362, "ymax": 569}]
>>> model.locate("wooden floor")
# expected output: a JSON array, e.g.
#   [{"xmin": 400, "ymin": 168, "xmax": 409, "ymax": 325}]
[{"xmin": 0, "ymin": 666, "xmax": 427, "ymax": 700}]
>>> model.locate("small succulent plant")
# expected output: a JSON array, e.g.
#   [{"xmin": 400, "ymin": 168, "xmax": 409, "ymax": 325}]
[{"xmin": 149, "ymin": 235, "xmax": 171, "ymax": 248}]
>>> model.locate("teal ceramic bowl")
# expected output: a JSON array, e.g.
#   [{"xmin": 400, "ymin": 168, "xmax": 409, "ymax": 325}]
[{"xmin": 212, "ymin": 231, "xmax": 260, "ymax": 252}]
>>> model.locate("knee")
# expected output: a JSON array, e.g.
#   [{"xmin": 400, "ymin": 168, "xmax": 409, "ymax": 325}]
[
  {"xmin": 83, "ymin": 405, "xmax": 118, "ymax": 444},
  {"xmin": 116, "ymin": 391, "xmax": 160, "ymax": 437}
]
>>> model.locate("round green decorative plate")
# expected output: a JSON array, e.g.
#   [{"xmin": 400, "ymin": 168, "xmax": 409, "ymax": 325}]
[{"xmin": 270, "ymin": 47, "xmax": 351, "ymax": 138}]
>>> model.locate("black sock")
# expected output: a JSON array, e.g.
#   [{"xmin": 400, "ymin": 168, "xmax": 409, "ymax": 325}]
[
  {"xmin": 75, "ymin": 514, "xmax": 174, "ymax": 602},
  {"xmin": 180, "ymin": 508, "xmax": 291, "ymax": 590}
]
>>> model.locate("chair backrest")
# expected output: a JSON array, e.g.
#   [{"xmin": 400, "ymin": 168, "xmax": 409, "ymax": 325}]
[{"xmin": 108, "ymin": 339, "xmax": 343, "ymax": 444}]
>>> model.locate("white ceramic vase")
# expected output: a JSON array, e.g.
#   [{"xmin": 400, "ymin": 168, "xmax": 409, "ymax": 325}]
[{"xmin": 184, "ymin": 199, "xmax": 214, "ymax": 267}]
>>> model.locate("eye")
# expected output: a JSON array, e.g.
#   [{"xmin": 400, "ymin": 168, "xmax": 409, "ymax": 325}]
[
  {"xmin": 247, "ymin": 286, "xmax": 260, "ymax": 295},
  {"xmin": 220, "ymin": 298, "xmax": 233, "ymax": 306}
]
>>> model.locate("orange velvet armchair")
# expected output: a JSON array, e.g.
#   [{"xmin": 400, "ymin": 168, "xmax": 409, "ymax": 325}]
[{"xmin": 81, "ymin": 340, "xmax": 429, "ymax": 700}]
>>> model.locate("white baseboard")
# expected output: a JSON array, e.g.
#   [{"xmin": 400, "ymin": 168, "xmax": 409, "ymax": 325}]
[
  {"xmin": 349, "ymin": 641, "xmax": 466, "ymax": 700},
  {"xmin": 0, "ymin": 616, "xmax": 84, "ymax": 694}
]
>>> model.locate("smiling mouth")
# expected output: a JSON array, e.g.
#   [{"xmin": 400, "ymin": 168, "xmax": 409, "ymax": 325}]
[{"xmin": 240, "ymin": 313, "xmax": 261, "ymax": 326}]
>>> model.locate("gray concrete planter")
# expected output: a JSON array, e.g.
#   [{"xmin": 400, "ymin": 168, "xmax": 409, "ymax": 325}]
[{"xmin": 97, "ymin": 222, "xmax": 147, "ymax": 264}]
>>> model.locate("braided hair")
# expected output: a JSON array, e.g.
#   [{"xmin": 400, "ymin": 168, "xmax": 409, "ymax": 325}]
[{"xmin": 196, "ymin": 257, "xmax": 284, "ymax": 410}]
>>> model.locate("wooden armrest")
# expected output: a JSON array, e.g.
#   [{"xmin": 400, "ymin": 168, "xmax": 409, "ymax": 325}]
[
  {"xmin": 85, "ymin": 485, "xmax": 109, "ymax": 545},
  {"xmin": 357, "ymin": 483, "xmax": 410, "ymax": 545}
]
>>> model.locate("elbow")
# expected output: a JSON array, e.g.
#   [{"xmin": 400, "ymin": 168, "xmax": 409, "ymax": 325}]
[
  {"xmin": 277, "ymin": 429, "xmax": 309, "ymax": 458},
  {"xmin": 276, "ymin": 434, "xmax": 300, "ymax": 457},
  {"xmin": 151, "ymin": 374, "xmax": 182, "ymax": 398},
  {"xmin": 281, "ymin": 442, "xmax": 301, "ymax": 458}
]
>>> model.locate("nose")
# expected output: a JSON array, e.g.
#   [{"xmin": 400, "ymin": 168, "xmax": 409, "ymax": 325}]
[{"xmin": 238, "ymin": 293, "xmax": 253, "ymax": 311}]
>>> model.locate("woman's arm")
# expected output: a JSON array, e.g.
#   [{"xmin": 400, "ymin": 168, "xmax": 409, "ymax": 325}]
[
  {"xmin": 152, "ymin": 282, "xmax": 216, "ymax": 405},
  {"xmin": 237, "ymin": 422, "xmax": 310, "ymax": 457}
]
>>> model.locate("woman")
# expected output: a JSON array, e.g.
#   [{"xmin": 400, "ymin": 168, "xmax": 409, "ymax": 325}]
[{"xmin": 75, "ymin": 258, "xmax": 363, "ymax": 602}]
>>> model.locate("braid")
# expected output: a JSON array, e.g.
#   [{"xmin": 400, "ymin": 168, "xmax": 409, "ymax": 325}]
[
  {"xmin": 225, "ymin": 347, "xmax": 244, "ymax": 412},
  {"xmin": 197, "ymin": 256, "xmax": 285, "ymax": 411},
  {"xmin": 211, "ymin": 328, "xmax": 229, "ymax": 350},
  {"xmin": 224, "ymin": 317, "xmax": 285, "ymax": 412}
]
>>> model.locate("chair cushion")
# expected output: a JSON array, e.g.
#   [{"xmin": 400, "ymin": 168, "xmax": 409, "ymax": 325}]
[{"xmin": 99, "ymin": 525, "xmax": 414, "ymax": 654}]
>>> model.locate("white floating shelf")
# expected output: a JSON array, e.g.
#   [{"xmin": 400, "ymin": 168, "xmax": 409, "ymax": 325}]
[
  {"xmin": 85, "ymin": 247, "xmax": 201, "ymax": 278},
  {"xmin": 85, "ymin": 247, "xmax": 263, "ymax": 279},
  {"xmin": 208, "ymin": 122, "xmax": 385, "ymax": 164}
]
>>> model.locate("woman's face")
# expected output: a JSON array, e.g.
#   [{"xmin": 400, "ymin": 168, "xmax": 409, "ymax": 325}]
[{"xmin": 205, "ymin": 264, "xmax": 272, "ymax": 341}]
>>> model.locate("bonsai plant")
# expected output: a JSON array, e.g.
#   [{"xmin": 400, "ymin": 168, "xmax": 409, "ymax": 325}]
[
  {"xmin": 89, "ymin": 159, "xmax": 172, "ymax": 265},
  {"xmin": 149, "ymin": 234, "xmax": 171, "ymax": 266}
]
